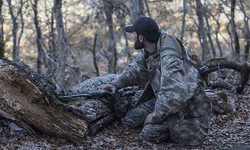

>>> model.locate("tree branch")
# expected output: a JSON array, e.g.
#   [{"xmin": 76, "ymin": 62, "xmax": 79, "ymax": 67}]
[{"xmin": 203, "ymin": 60, "xmax": 250, "ymax": 93}]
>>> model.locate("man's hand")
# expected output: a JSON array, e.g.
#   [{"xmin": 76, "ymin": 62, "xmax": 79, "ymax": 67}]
[
  {"xmin": 143, "ymin": 113, "xmax": 153, "ymax": 126},
  {"xmin": 97, "ymin": 84, "xmax": 117, "ymax": 93}
]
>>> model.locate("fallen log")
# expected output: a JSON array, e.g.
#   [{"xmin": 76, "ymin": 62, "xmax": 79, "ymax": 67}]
[
  {"xmin": 0, "ymin": 59, "xmax": 88, "ymax": 144},
  {"xmin": 203, "ymin": 60, "xmax": 250, "ymax": 93}
]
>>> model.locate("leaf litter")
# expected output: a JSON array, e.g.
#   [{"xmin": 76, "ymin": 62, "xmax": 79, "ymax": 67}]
[{"xmin": 0, "ymin": 73, "xmax": 250, "ymax": 149}]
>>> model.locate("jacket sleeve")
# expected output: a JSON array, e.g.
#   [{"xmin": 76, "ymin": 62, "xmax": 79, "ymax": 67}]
[
  {"xmin": 111, "ymin": 53, "xmax": 149, "ymax": 90},
  {"xmin": 151, "ymin": 54, "xmax": 199, "ymax": 123}
]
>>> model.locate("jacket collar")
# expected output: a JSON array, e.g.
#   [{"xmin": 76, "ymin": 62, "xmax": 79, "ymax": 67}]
[{"xmin": 156, "ymin": 29, "xmax": 166, "ymax": 55}]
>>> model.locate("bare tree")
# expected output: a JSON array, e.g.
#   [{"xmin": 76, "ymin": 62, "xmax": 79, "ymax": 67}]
[
  {"xmin": 230, "ymin": 0, "xmax": 240, "ymax": 59},
  {"xmin": 54, "ymin": 0, "xmax": 69, "ymax": 84},
  {"xmin": 7, "ymin": 0, "xmax": 25, "ymax": 62},
  {"xmin": 44, "ymin": 0, "xmax": 56, "ymax": 75},
  {"xmin": 31, "ymin": 0, "xmax": 46, "ymax": 74},
  {"xmin": 55, "ymin": 0, "xmax": 68, "ymax": 65},
  {"xmin": 204, "ymin": 10, "xmax": 216, "ymax": 57},
  {"xmin": 0, "ymin": 0, "xmax": 3, "ymax": 59},
  {"xmin": 103, "ymin": 0, "xmax": 117, "ymax": 74},
  {"xmin": 129, "ymin": 0, "xmax": 145, "ymax": 22},
  {"xmin": 238, "ymin": 0, "xmax": 250, "ymax": 61},
  {"xmin": 204, "ymin": 3, "xmax": 223, "ymax": 57},
  {"xmin": 180, "ymin": 0, "xmax": 187, "ymax": 42},
  {"xmin": 196, "ymin": 0, "xmax": 210, "ymax": 60},
  {"xmin": 144, "ymin": 0, "xmax": 151, "ymax": 18},
  {"xmin": 115, "ymin": 3, "xmax": 132, "ymax": 64},
  {"xmin": 17, "ymin": 0, "xmax": 25, "ymax": 62},
  {"xmin": 219, "ymin": 0, "xmax": 235, "ymax": 55},
  {"xmin": 50, "ymin": 5, "xmax": 56, "ymax": 59},
  {"xmin": 85, "ymin": 34, "xmax": 100, "ymax": 76}
]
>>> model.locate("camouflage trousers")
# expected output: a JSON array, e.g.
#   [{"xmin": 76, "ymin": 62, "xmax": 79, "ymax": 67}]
[{"xmin": 122, "ymin": 99, "xmax": 209, "ymax": 146}]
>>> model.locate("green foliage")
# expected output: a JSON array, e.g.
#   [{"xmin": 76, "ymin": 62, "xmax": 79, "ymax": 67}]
[{"xmin": 205, "ymin": 57, "xmax": 227, "ymax": 62}]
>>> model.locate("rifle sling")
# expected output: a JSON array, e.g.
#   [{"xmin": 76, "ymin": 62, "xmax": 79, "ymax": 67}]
[{"xmin": 160, "ymin": 47, "xmax": 204, "ymax": 78}]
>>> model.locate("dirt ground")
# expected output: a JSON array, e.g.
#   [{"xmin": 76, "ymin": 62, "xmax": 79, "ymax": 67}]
[{"xmin": 0, "ymin": 74, "xmax": 250, "ymax": 150}]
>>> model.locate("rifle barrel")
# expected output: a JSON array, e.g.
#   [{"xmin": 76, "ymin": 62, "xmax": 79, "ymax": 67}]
[
  {"xmin": 59, "ymin": 94, "xmax": 92, "ymax": 99},
  {"xmin": 59, "ymin": 90, "xmax": 135, "ymax": 99}
]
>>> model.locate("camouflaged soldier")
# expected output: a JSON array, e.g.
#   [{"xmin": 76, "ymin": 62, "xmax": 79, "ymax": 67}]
[{"xmin": 99, "ymin": 17, "xmax": 212, "ymax": 146}]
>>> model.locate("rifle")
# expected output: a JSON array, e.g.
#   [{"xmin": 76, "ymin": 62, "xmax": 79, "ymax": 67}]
[
  {"xmin": 59, "ymin": 89, "xmax": 135, "ymax": 100},
  {"xmin": 59, "ymin": 88, "xmax": 135, "ymax": 117},
  {"xmin": 59, "ymin": 88, "xmax": 135, "ymax": 135}
]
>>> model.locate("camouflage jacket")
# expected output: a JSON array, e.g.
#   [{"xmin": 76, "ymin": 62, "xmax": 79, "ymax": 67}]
[{"xmin": 112, "ymin": 30, "xmax": 212, "ymax": 123}]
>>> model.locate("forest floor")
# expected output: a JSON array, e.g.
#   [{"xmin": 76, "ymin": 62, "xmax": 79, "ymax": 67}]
[{"xmin": 0, "ymin": 74, "xmax": 250, "ymax": 150}]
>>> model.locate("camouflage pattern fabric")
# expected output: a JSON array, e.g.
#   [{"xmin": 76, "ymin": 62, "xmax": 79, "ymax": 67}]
[
  {"xmin": 141, "ymin": 84, "xmax": 210, "ymax": 146},
  {"xmin": 111, "ymin": 30, "xmax": 212, "ymax": 146},
  {"xmin": 122, "ymin": 99, "xmax": 155, "ymax": 129}
]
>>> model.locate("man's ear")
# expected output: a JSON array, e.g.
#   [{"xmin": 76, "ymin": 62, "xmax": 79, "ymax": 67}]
[{"xmin": 138, "ymin": 35, "xmax": 144, "ymax": 42}]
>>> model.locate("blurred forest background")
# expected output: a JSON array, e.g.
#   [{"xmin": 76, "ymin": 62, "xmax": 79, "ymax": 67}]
[{"xmin": 0, "ymin": 0, "xmax": 249, "ymax": 88}]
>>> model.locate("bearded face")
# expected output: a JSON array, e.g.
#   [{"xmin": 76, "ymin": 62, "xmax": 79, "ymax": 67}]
[{"xmin": 134, "ymin": 35, "xmax": 144, "ymax": 50}]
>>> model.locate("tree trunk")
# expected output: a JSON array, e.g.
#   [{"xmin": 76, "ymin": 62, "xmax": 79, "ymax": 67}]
[
  {"xmin": 231, "ymin": 0, "xmax": 240, "ymax": 59},
  {"xmin": 123, "ymin": 19, "xmax": 131, "ymax": 64},
  {"xmin": 17, "ymin": 0, "xmax": 24, "ymax": 63},
  {"xmin": 196, "ymin": 0, "xmax": 210, "ymax": 60},
  {"xmin": 220, "ymin": 2, "xmax": 233, "ymax": 55},
  {"xmin": 46, "ymin": 4, "xmax": 57, "ymax": 75},
  {"xmin": 117, "ymin": 9, "xmax": 132, "ymax": 64},
  {"xmin": 7, "ymin": 0, "xmax": 18, "ymax": 62},
  {"xmin": 238, "ymin": 0, "xmax": 250, "ymax": 61},
  {"xmin": 0, "ymin": 0, "xmax": 3, "ymax": 59},
  {"xmin": 244, "ymin": 33, "xmax": 250, "ymax": 62},
  {"xmin": 205, "ymin": 6, "xmax": 223, "ymax": 57},
  {"xmin": 54, "ymin": 0, "xmax": 68, "ymax": 85},
  {"xmin": 144, "ymin": 0, "xmax": 151, "ymax": 18},
  {"xmin": 204, "ymin": 14, "xmax": 216, "ymax": 57},
  {"xmin": 51, "ymin": 6, "xmax": 56, "ymax": 58},
  {"xmin": 129, "ymin": 0, "xmax": 145, "ymax": 22},
  {"xmin": 180, "ymin": 0, "xmax": 187, "ymax": 42},
  {"xmin": 93, "ymin": 34, "xmax": 99, "ymax": 76},
  {"xmin": 204, "ymin": 11, "xmax": 216, "ymax": 57},
  {"xmin": 103, "ymin": 0, "xmax": 117, "ymax": 74},
  {"xmin": 33, "ymin": 0, "xmax": 46, "ymax": 74}
]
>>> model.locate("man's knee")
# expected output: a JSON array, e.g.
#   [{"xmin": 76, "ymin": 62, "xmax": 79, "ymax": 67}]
[
  {"xmin": 139, "ymin": 123, "xmax": 205, "ymax": 146},
  {"xmin": 121, "ymin": 111, "xmax": 141, "ymax": 129},
  {"xmin": 122, "ymin": 99, "xmax": 155, "ymax": 129},
  {"xmin": 121, "ymin": 108, "xmax": 147, "ymax": 129},
  {"xmin": 169, "ymin": 123, "xmax": 205, "ymax": 146},
  {"xmin": 140, "ymin": 124, "xmax": 169, "ymax": 143}
]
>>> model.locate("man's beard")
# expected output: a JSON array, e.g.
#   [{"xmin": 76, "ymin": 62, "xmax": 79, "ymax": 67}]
[{"xmin": 134, "ymin": 37, "xmax": 144, "ymax": 50}]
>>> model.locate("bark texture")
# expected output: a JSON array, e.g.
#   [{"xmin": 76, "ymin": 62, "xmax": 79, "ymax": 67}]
[
  {"xmin": 196, "ymin": 0, "xmax": 210, "ymax": 60},
  {"xmin": 32, "ymin": 0, "xmax": 46, "ymax": 74},
  {"xmin": 230, "ymin": 0, "xmax": 240, "ymax": 57},
  {"xmin": 129, "ymin": 0, "xmax": 145, "ymax": 22},
  {"xmin": 203, "ymin": 60, "xmax": 250, "ymax": 93},
  {"xmin": 0, "ymin": 59, "xmax": 88, "ymax": 144},
  {"xmin": 103, "ymin": 0, "xmax": 117, "ymax": 74},
  {"xmin": 0, "ymin": 0, "xmax": 3, "ymax": 59}
]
